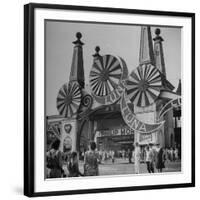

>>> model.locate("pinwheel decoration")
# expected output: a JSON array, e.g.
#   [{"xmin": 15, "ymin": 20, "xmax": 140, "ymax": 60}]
[
  {"xmin": 89, "ymin": 55, "xmax": 123, "ymax": 97},
  {"xmin": 56, "ymin": 82, "xmax": 81, "ymax": 118},
  {"xmin": 126, "ymin": 63, "xmax": 162, "ymax": 107}
]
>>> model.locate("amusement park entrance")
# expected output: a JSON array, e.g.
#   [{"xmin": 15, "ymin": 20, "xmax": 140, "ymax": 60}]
[{"xmin": 79, "ymin": 104, "xmax": 135, "ymax": 155}]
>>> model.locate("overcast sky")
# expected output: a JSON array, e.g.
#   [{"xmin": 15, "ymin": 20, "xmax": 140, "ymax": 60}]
[{"xmin": 45, "ymin": 20, "xmax": 181, "ymax": 116}]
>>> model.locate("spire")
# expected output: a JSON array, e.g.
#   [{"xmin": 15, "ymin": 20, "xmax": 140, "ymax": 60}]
[
  {"xmin": 176, "ymin": 79, "xmax": 181, "ymax": 95},
  {"xmin": 139, "ymin": 26, "xmax": 155, "ymax": 65},
  {"xmin": 69, "ymin": 32, "xmax": 85, "ymax": 88},
  {"xmin": 153, "ymin": 28, "xmax": 166, "ymax": 76}
]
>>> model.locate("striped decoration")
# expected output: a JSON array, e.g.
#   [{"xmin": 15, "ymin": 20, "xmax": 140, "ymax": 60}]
[
  {"xmin": 126, "ymin": 64, "xmax": 162, "ymax": 107},
  {"xmin": 56, "ymin": 82, "xmax": 81, "ymax": 118},
  {"xmin": 89, "ymin": 55, "xmax": 122, "ymax": 97}
]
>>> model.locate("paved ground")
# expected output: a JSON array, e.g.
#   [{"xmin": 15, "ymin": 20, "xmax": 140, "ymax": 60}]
[{"xmin": 78, "ymin": 158, "xmax": 181, "ymax": 176}]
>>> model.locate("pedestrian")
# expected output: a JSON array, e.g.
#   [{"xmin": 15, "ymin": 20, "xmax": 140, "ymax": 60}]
[
  {"xmin": 122, "ymin": 149, "xmax": 125, "ymax": 160},
  {"xmin": 111, "ymin": 150, "xmax": 115, "ymax": 163},
  {"xmin": 156, "ymin": 147, "xmax": 165, "ymax": 172},
  {"xmin": 99, "ymin": 149, "xmax": 102, "ymax": 164},
  {"xmin": 67, "ymin": 151, "xmax": 84, "ymax": 177},
  {"xmin": 148, "ymin": 144, "xmax": 155, "ymax": 173},
  {"xmin": 153, "ymin": 144, "xmax": 160, "ymax": 172},
  {"xmin": 172, "ymin": 148, "xmax": 176, "ymax": 161},
  {"xmin": 134, "ymin": 142, "xmax": 141, "ymax": 174},
  {"xmin": 46, "ymin": 139, "xmax": 64, "ymax": 178},
  {"xmin": 132, "ymin": 147, "xmax": 135, "ymax": 163},
  {"xmin": 128, "ymin": 149, "xmax": 132, "ymax": 163},
  {"xmin": 102, "ymin": 149, "xmax": 105, "ymax": 163},
  {"xmin": 170, "ymin": 147, "xmax": 174, "ymax": 161},
  {"xmin": 174, "ymin": 147, "xmax": 179, "ymax": 161},
  {"xmin": 145, "ymin": 145, "xmax": 151, "ymax": 173},
  {"xmin": 84, "ymin": 141, "xmax": 99, "ymax": 176}
]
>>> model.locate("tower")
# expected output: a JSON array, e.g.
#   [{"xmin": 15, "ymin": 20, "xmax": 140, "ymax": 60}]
[
  {"xmin": 153, "ymin": 28, "xmax": 174, "ymax": 91},
  {"xmin": 59, "ymin": 32, "xmax": 86, "ymax": 153},
  {"xmin": 139, "ymin": 26, "xmax": 155, "ymax": 65},
  {"xmin": 69, "ymin": 32, "xmax": 85, "ymax": 88},
  {"xmin": 153, "ymin": 28, "xmax": 166, "ymax": 76},
  {"xmin": 134, "ymin": 26, "xmax": 165, "ymax": 147},
  {"xmin": 153, "ymin": 28, "xmax": 174, "ymax": 148}
]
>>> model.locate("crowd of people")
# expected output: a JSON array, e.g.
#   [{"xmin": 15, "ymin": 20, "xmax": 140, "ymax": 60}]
[
  {"xmin": 46, "ymin": 139, "xmax": 180, "ymax": 178},
  {"xmin": 134, "ymin": 143, "xmax": 180, "ymax": 174},
  {"xmin": 46, "ymin": 139, "xmax": 99, "ymax": 178}
]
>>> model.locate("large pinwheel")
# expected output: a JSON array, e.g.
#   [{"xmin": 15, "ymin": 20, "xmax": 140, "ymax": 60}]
[
  {"xmin": 56, "ymin": 82, "xmax": 81, "ymax": 118},
  {"xmin": 89, "ymin": 55, "xmax": 123, "ymax": 97},
  {"xmin": 126, "ymin": 64, "xmax": 162, "ymax": 107}
]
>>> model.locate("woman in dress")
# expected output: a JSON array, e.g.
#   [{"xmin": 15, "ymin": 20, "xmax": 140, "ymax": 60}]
[
  {"xmin": 156, "ymin": 147, "xmax": 165, "ymax": 172},
  {"xmin": 46, "ymin": 139, "xmax": 63, "ymax": 178},
  {"xmin": 84, "ymin": 141, "xmax": 99, "ymax": 176}
]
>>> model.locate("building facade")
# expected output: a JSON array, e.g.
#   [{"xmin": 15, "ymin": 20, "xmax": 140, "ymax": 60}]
[{"xmin": 46, "ymin": 27, "xmax": 181, "ymax": 155}]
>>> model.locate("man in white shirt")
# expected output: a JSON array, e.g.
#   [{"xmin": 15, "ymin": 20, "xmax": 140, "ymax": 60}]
[{"xmin": 134, "ymin": 142, "xmax": 141, "ymax": 174}]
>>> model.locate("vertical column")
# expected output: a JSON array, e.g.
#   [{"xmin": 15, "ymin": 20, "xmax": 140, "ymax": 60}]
[
  {"xmin": 60, "ymin": 32, "xmax": 86, "ymax": 153},
  {"xmin": 153, "ymin": 28, "xmax": 174, "ymax": 148},
  {"xmin": 69, "ymin": 32, "xmax": 85, "ymax": 88},
  {"xmin": 153, "ymin": 28, "xmax": 166, "ymax": 77}
]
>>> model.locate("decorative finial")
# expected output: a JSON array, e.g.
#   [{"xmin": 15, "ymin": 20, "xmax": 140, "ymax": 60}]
[
  {"xmin": 95, "ymin": 46, "xmax": 100, "ymax": 53},
  {"xmin": 76, "ymin": 32, "xmax": 82, "ymax": 39},
  {"xmin": 153, "ymin": 28, "xmax": 163, "ymax": 41},
  {"xmin": 73, "ymin": 32, "xmax": 84, "ymax": 45},
  {"xmin": 93, "ymin": 46, "xmax": 101, "ymax": 58},
  {"xmin": 155, "ymin": 28, "xmax": 161, "ymax": 36}
]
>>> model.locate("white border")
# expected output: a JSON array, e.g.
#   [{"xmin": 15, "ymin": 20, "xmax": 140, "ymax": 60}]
[{"xmin": 35, "ymin": 8, "xmax": 192, "ymax": 193}]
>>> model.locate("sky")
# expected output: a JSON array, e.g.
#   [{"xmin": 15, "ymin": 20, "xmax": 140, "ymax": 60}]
[{"xmin": 45, "ymin": 20, "xmax": 181, "ymax": 116}]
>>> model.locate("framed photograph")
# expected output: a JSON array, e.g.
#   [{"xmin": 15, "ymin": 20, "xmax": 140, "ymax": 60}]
[{"xmin": 24, "ymin": 3, "xmax": 195, "ymax": 197}]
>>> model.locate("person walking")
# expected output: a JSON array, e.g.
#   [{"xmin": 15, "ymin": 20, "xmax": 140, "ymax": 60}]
[
  {"xmin": 111, "ymin": 150, "xmax": 115, "ymax": 163},
  {"xmin": 156, "ymin": 147, "xmax": 165, "ymax": 172},
  {"xmin": 174, "ymin": 147, "xmax": 179, "ymax": 161},
  {"xmin": 170, "ymin": 147, "xmax": 174, "ymax": 161},
  {"xmin": 145, "ymin": 145, "xmax": 151, "ymax": 173},
  {"xmin": 153, "ymin": 144, "xmax": 160, "ymax": 172},
  {"xmin": 122, "ymin": 149, "xmax": 125, "ymax": 160},
  {"xmin": 134, "ymin": 142, "xmax": 141, "ymax": 174},
  {"xmin": 67, "ymin": 152, "xmax": 84, "ymax": 177},
  {"xmin": 148, "ymin": 144, "xmax": 155, "ymax": 173},
  {"xmin": 128, "ymin": 149, "xmax": 132, "ymax": 163},
  {"xmin": 46, "ymin": 139, "xmax": 64, "ymax": 178},
  {"xmin": 84, "ymin": 141, "xmax": 99, "ymax": 176}
]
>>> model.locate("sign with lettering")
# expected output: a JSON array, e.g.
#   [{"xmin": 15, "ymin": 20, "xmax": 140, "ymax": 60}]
[
  {"xmin": 92, "ymin": 82, "xmax": 124, "ymax": 105},
  {"xmin": 120, "ymin": 92, "xmax": 165, "ymax": 133},
  {"xmin": 98, "ymin": 126, "xmax": 134, "ymax": 137},
  {"xmin": 159, "ymin": 98, "xmax": 181, "ymax": 118},
  {"xmin": 139, "ymin": 133, "xmax": 153, "ymax": 143}
]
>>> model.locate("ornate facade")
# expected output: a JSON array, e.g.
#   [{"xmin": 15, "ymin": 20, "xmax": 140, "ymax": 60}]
[{"xmin": 46, "ymin": 26, "xmax": 181, "ymax": 154}]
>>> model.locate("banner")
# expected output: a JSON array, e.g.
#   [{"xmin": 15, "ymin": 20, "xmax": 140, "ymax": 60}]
[
  {"xmin": 159, "ymin": 97, "xmax": 181, "ymax": 118},
  {"xmin": 139, "ymin": 133, "xmax": 153, "ymax": 143},
  {"xmin": 120, "ymin": 92, "xmax": 165, "ymax": 133},
  {"xmin": 92, "ymin": 82, "xmax": 124, "ymax": 105}
]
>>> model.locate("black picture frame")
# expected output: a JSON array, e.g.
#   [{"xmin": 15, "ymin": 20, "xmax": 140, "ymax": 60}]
[{"xmin": 24, "ymin": 3, "xmax": 195, "ymax": 197}]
